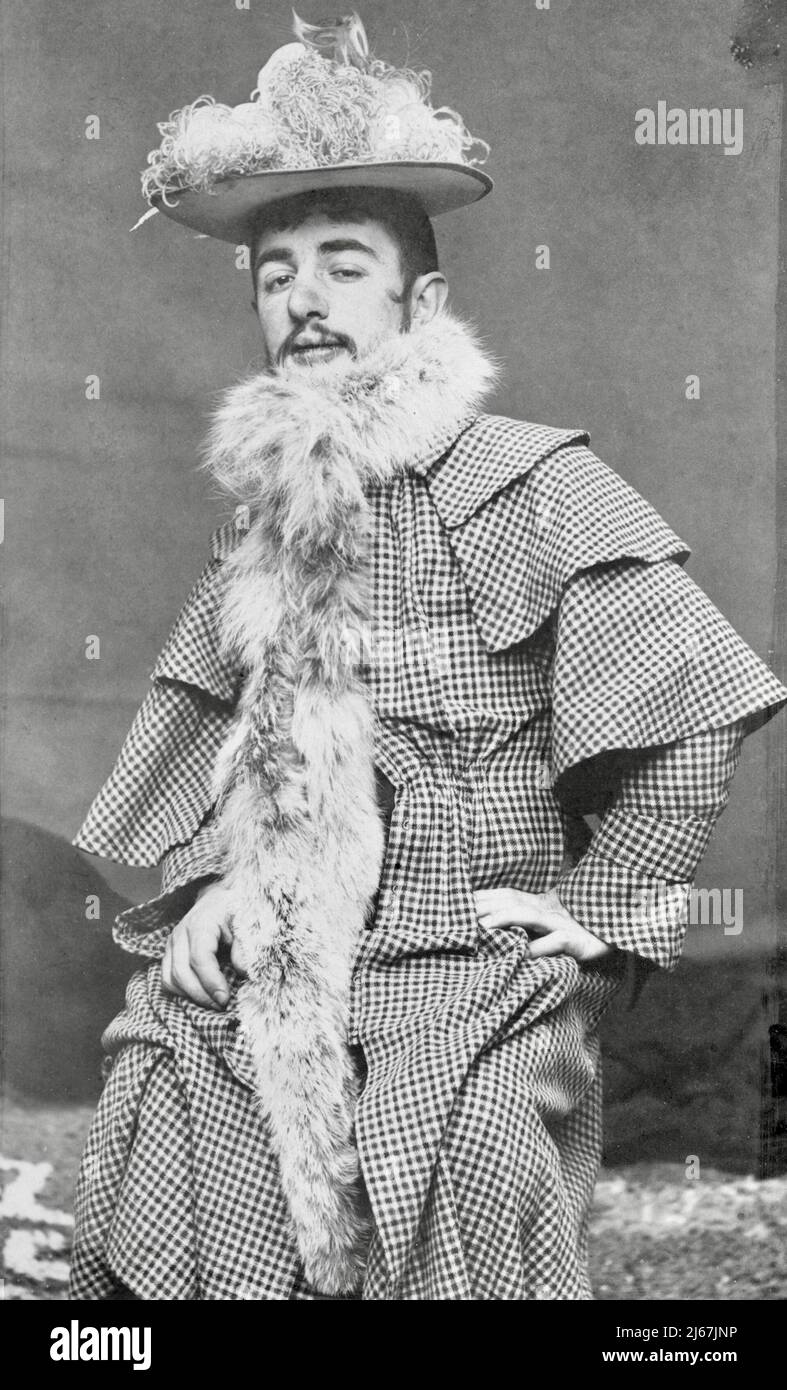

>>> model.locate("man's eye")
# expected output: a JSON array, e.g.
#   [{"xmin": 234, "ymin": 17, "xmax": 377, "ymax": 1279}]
[
  {"xmin": 263, "ymin": 273, "xmax": 293, "ymax": 292},
  {"xmin": 331, "ymin": 267, "xmax": 365, "ymax": 280}
]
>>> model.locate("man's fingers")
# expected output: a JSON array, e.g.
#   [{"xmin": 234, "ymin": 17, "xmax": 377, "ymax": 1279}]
[
  {"xmin": 173, "ymin": 961, "xmax": 221, "ymax": 1010},
  {"xmin": 230, "ymin": 939, "xmax": 249, "ymax": 977},
  {"xmin": 520, "ymin": 915, "xmax": 560, "ymax": 935},
  {"xmin": 477, "ymin": 910, "xmax": 523, "ymax": 929},
  {"xmin": 167, "ymin": 924, "xmax": 224, "ymax": 1009},
  {"xmin": 190, "ymin": 933, "xmax": 231, "ymax": 1004},
  {"xmin": 475, "ymin": 902, "xmax": 551, "ymax": 931},
  {"xmin": 474, "ymin": 889, "xmax": 552, "ymax": 928},
  {"xmin": 475, "ymin": 884, "xmax": 609, "ymax": 963},
  {"xmin": 528, "ymin": 932, "xmax": 570, "ymax": 958}
]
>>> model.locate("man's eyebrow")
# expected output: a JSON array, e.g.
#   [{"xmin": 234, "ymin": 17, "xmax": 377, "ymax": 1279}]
[
  {"xmin": 317, "ymin": 238, "xmax": 380, "ymax": 260},
  {"xmin": 253, "ymin": 244, "xmax": 295, "ymax": 273},
  {"xmin": 254, "ymin": 237, "xmax": 381, "ymax": 274}
]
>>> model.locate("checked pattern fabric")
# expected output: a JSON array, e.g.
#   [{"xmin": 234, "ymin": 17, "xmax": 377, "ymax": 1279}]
[{"xmin": 70, "ymin": 415, "xmax": 787, "ymax": 1300}]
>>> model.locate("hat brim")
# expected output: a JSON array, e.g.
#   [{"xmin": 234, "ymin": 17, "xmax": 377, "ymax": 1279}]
[{"xmin": 151, "ymin": 162, "xmax": 493, "ymax": 242}]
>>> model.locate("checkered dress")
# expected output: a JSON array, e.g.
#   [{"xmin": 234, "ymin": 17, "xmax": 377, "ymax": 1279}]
[{"xmin": 69, "ymin": 416, "xmax": 786, "ymax": 1301}]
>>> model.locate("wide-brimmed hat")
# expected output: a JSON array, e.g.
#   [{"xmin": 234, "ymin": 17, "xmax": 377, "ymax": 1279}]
[{"xmin": 140, "ymin": 11, "xmax": 492, "ymax": 242}]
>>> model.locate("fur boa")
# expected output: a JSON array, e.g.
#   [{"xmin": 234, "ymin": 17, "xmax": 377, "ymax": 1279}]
[{"xmin": 203, "ymin": 310, "xmax": 497, "ymax": 1294}]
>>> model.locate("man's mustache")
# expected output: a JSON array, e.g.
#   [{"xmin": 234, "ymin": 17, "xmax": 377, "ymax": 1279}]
[{"xmin": 276, "ymin": 327, "xmax": 357, "ymax": 366}]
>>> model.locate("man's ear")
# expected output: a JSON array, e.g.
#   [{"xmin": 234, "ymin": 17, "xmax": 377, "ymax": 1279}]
[{"xmin": 409, "ymin": 272, "xmax": 448, "ymax": 325}]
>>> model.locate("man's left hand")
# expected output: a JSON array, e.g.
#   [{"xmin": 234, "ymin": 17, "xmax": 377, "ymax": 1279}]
[{"xmin": 473, "ymin": 887, "xmax": 617, "ymax": 963}]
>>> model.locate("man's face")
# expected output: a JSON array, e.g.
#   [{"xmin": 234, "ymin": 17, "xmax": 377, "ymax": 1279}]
[{"xmin": 252, "ymin": 212, "xmax": 410, "ymax": 369}]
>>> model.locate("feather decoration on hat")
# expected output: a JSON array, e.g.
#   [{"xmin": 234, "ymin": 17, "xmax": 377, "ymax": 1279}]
[
  {"xmin": 140, "ymin": 10, "xmax": 488, "ymax": 207},
  {"xmin": 292, "ymin": 9, "xmax": 370, "ymax": 69}
]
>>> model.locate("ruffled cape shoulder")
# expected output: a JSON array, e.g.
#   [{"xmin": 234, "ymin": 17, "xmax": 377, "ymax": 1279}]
[{"xmin": 74, "ymin": 416, "xmax": 787, "ymax": 864}]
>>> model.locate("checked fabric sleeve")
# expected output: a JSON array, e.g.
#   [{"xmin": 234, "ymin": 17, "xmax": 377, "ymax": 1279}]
[
  {"xmin": 555, "ymin": 720, "xmax": 744, "ymax": 970},
  {"xmin": 541, "ymin": 550, "xmax": 785, "ymax": 970},
  {"xmin": 73, "ymin": 526, "xmax": 243, "ymax": 870}
]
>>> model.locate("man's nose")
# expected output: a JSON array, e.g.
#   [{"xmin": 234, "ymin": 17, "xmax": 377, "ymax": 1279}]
[{"xmin": 287, "ymin": 274, "xmax": 329, "ymax": 322}]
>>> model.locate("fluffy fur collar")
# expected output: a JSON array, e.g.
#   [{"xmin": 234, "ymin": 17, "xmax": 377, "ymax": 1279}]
[
  {"xmin": 205, "ymin": 308, "xmax": 498, "ymax": 506},
  {"xmin": 203, "ymin": 310, "xmax": 497, "ymax": 1294}
]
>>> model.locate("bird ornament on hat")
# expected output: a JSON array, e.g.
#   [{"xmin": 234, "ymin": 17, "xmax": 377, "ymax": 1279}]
[{"xmin": 137, "ymin": 9, "xmax": 491, "ymax": 239}]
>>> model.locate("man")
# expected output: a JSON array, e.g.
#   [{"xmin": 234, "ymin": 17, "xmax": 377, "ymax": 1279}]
[{"xmin": 70, "ymin": 15, "xmax": 786, "ymax": 1301}]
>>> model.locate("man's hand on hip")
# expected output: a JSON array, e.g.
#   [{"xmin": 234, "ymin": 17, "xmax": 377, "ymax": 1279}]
[
  {"xmin": 161, "ymin": 881, "xmax": 247, "ymax": 1010},
  {"xmin": 473, "ymin": 887, "xmax": 617, "ymax": 963}
]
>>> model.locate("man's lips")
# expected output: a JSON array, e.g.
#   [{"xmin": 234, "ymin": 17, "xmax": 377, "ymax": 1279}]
[
  {"xmin": 281, "ymin": 334, "xmax": 354, "ymax": 366},
  {"xmin": 289, "ymin": 338, "xmax": 345, "ymax": 356}
]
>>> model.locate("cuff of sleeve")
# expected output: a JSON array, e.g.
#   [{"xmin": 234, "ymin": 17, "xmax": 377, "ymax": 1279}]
[
  {"xmin": 556, "ymin": 852, "xmax": 691, "ymax": 970},
  {"xmin": 160, "ymin": 818, "xmax": 225, "ymax": 894},
  {"xmin": 110, "ymin": 819, "xmax": 226, "ymax": 961},
  {"xmin": 588, "ymin": 807, "xmax": 715, "ymax": 878},
  {"xmin": 112, "ymin": 877, "xmax": 216, "ymax": 960}
]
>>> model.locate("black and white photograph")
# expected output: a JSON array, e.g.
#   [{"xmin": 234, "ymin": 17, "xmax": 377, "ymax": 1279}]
[{"xmin": 2, "ymin": 0, "xmax": 785, "ymax": 1338}]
